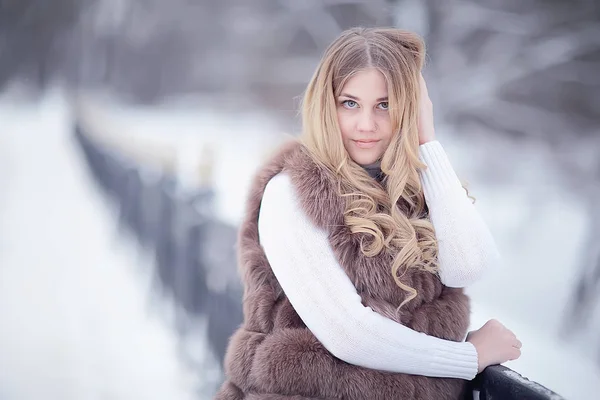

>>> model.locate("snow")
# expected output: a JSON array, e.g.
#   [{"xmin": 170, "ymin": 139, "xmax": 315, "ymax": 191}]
[
  {"xmin": 0, "ymin": 89, "xmax": 198, "ymax": 400},
  {"xmin": 469, "ymin": 302, "xmax": 600, "ymax": 399}
]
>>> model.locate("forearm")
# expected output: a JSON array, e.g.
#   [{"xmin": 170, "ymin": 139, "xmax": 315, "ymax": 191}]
[{"xmin": 419, "ymin": 141, "xmax": 501, "ymax": 287}]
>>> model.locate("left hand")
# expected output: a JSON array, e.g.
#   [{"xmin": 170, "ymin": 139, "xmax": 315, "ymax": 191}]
[{"xmin": 417, "ymin": 73, "xmax": 436, "ymax": 145}]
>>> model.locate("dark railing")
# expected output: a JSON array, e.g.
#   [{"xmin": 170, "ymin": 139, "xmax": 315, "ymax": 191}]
[
  {"xmin": 72, "ymin": 124, "xmax": 243, "ymax": 367},
  {"xmin": 467, "ymin": 365, "xmax": 564, "ymax": 400},
  {"xmin": 72, "ymin": 122, "xmax": 565, "ymax": 400}
]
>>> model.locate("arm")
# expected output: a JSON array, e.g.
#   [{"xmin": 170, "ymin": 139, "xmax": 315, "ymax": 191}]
[
  {"xmin": 258, "ymin": 173, "xmax": 478, "ymax": 380},
  {"xmin": 419, "ymin": 141, "xmax": 501, "ymax": 288}
]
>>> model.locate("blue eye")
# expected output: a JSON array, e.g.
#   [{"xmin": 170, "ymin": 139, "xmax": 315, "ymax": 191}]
[
  {"xmin": 342, "ymin": 100, "xmax": 358, "ymax": 108},
  {"xmin": 378, "ymin": 102, "xmax": 389, "ymax": 110}
]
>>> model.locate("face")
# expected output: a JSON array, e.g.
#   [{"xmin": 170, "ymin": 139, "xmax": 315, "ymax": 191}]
[{"xmin": 336, "ymin": 68, "xmax": 392, "ymax": 166}]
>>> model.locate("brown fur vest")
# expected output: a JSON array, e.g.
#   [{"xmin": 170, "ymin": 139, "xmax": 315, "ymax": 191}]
[{"xmin": 215, "ymin": 140, "xmax": 471, "ymax": 400}]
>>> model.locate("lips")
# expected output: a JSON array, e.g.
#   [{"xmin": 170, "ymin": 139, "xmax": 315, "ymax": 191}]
[{"xmin": 353, "ymin": 139, "xmax": 380, "ymax": 149}]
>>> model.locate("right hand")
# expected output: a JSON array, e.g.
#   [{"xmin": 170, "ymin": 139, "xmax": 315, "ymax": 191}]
[{"xmin": 466, "ymin": 319, "xmax": 522, "ymax": 373}]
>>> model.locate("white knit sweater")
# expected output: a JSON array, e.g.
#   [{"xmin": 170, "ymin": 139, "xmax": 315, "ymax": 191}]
[{"xmin": 257, "ymin": 140, "xmax": 500, "ymax": 380}]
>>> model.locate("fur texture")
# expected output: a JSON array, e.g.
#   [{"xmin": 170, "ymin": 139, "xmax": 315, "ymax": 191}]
[{"xmin": 214, "ymin": 141, "xmax": 470, "ymax": 400}]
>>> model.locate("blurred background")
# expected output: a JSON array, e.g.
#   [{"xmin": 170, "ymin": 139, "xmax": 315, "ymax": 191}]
[{"xmin": 0, "ymin": 0, "xmax": 599, "ymax": 399}]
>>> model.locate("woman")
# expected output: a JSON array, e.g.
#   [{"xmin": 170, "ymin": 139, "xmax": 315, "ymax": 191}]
[{"xmin": 215, "ymin": 27, "xmax": 522, "ymax": 400}]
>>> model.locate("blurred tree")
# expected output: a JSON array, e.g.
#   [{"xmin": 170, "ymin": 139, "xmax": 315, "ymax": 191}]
[
  {"xmin": 0, "ymin": 0, "xmax": 83, "ymax": 89},
  {"xmin": 67, "ymin": 0, "xmax": 397, "ymax": 106},
  {"xmin": 410, "ymin": 0, "xmax": 600, "ymax": 362}
]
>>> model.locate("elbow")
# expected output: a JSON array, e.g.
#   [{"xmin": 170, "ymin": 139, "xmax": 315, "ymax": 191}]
[
  {"xmin": 327, "ymin": 342, "xmax": 351, "ymax": 362},
  {"xmin": 310, "ymin": 311, "xmax": 373, "ymax": 363},
  {"xmin": 442, "ymin": 249, "xmax": 501, "ymax": 288},
  {"xmin": 476, "ymin": 245, "xmax": 502, "ymax": 279},
  {"xmin": 444, "ymin": 274, "xmax": 480, "ymax": 289},
  {"xmin": 443, "ymin": 275, "xmax": 473, "ymax": 289},
  {"xmin": 316, "ymin": 329, "xmax": 357, "ymax": 362}
]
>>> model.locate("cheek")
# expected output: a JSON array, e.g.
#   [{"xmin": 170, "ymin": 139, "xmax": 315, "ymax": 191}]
[
  {"xmin": 377, "ymin": 115, "xmax": 393, "ymax": 139},
  {"xmin": 337, "ymin": 112, "xmax": 353, "ymax": 140}
]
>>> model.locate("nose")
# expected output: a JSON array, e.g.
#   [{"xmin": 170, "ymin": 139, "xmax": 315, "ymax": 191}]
[{"xmin": 357, "ymin": 109, "xmax": 376, "ymax": 132}]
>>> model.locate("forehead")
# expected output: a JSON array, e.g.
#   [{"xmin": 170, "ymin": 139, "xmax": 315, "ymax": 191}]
[{"xmin": 341, "ymin": 68, "xmax": 388, "ymax": 98}]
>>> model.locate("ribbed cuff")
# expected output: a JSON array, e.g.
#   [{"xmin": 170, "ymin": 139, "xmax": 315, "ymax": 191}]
[
  {"xmin": 429, "ymin": 340, "xmax": 479, "ymax": 380},
  {"xmin": 418, "ymin": 141, "xmax": 465, "ymax": 200}
]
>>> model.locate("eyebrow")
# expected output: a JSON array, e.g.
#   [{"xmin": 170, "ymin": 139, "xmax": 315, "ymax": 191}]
[{"xmin": 340, "ymin": 93, "xmax": 388, "ymax": 102}]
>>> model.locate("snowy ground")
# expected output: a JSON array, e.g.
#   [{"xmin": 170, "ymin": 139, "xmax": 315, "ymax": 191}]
[
  {"xmin": 0, "ymin": 88, "xmax": 598, "ymax": 399},
  {"xmin": 0, "ymin": 89, "xmax": 199, "ymax": 400}
]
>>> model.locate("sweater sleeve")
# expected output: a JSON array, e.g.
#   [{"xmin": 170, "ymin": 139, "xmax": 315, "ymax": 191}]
[
  {"xmin": 418, "ymin": 141, "xmax": 501, "ymax": 288},
  {"xmin": 257, "ymin": 173, "xmax": 479, "ymax": 380}
]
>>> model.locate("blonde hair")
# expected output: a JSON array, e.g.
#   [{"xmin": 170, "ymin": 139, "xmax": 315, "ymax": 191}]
[{"xmin": 300, "ymin": 27, "xmax": 438, "ymax": 309}]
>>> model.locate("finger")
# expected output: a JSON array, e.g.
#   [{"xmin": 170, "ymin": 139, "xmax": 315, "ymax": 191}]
[
  {"xmin": 510, "ymin": 348, "xmax": 522, "ymax": 360},
  {"xmin": 513, "ymin": 339, "xmax": 522, "ymax": 349},
  {"xmin": 488, "ymin": 319, "xmax": 503, "ymax": 328}
]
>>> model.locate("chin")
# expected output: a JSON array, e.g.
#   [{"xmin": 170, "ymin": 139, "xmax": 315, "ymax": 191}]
[
  {"xmin": 344, "ymin": 140, "xmax": 386, "ymax": 166},
  {"xmin": 349, "ymin": 150, "xmax": 381, "ymax": 166}
]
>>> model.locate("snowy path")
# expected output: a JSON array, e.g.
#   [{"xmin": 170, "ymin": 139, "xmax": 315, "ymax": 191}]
[{"xmin": 0, "ymin": 92, "xmax": 198, "ymax": 400}]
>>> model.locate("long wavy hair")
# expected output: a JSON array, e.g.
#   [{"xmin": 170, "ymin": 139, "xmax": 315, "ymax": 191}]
[{"xmin": 300, "ymin": 27, "xmax": 438, "ymax": 309}]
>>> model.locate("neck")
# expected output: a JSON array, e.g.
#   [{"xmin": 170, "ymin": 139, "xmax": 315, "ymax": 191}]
[{"xmin": 362, "ymin": 160, "xmax": 383, "ymax": 180}]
